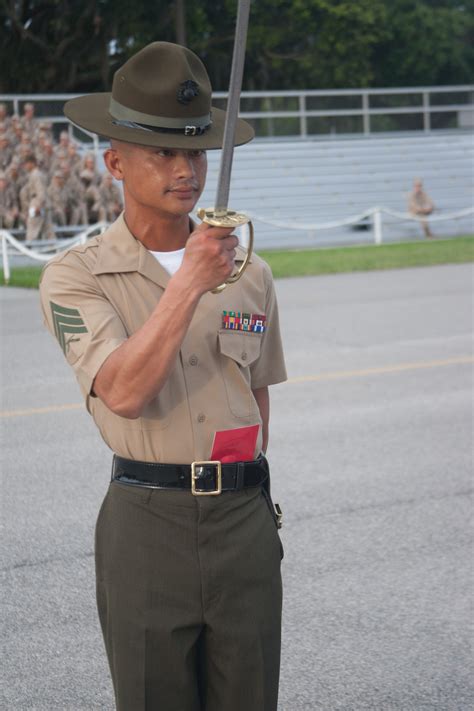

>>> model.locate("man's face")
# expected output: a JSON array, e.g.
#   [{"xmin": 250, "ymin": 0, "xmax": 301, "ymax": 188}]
[{"xmin": 105, "ymin": 142, "xmax": 207, "ymax": 219}]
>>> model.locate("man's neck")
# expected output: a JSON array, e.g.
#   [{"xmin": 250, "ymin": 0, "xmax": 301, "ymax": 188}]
[{"xmin": 123, "ymin": 206, "xmax": 192, "ymax": 252}]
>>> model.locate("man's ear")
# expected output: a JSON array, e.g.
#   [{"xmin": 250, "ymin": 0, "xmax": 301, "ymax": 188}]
[{"xmin": 103, "ymin": 148, "xmax": 124, "ymax": 181}]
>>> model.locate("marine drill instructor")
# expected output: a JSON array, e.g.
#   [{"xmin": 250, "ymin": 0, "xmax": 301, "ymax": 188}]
[{"xmin": 39, "ymin": 42, "xmax": 286, "ymax": 710}]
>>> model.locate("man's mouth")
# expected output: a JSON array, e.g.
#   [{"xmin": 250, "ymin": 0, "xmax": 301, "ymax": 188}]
[{"xmin": 169, "ymin": 183, "xmax": 198, "ymax": 195}]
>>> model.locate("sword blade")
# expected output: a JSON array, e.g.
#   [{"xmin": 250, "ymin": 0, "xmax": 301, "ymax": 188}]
[{"xmin": 214, "ymin": 0, "xmax": 251, "ymax": 214}]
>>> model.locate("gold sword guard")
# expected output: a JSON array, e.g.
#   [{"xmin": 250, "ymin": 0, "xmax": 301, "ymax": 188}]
[{"xmin": 197, "ymin": 207, "xmax": 254, "ymax": 294}]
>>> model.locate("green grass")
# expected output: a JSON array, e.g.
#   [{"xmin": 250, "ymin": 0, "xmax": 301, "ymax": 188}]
[
  {"xmin": 258, "ymin": 235, "xmax": 474, "ymax": 278},
  {"xmin": 1, "ymin": 235, "xmax": 473, "ymax": 288},
  {"xmin": 1, "ymin": 265, "xmax": 45, "ymax": 288}
]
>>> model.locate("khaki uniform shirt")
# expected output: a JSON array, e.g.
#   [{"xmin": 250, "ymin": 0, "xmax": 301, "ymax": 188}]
[
  {"xmin": 46, "ymin": 182, "xmax": 68, "ymax": 224},
  {"xmin": 0, "ymin": 184, "xmax": 19, "ymax": 228},
  {"xmin": 25, "ymin": 167, "xmax": 47, "ymax": 210},
  {"xmin": 39, "ymin": 215, "xmax": 287, "ymax": 463},
  {"xmin": 408, "ymin": 190, "xmax": 433, "ymax": 215}
]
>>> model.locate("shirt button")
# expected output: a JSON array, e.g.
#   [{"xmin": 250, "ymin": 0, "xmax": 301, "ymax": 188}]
[
  {"xmin": 197, "ymin": 413, "xmax": 206, "ymax": 423},
  {"xmin": 188, "ymin": 354, "xmax": 199, "ymax": 366},
  {"xmin": 241, "ymin": 352, "xmax": 247, "ymax": 361}
]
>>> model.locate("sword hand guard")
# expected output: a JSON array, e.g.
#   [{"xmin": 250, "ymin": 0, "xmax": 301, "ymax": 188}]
[{"xmin": 197, "ymin": 207, "xmax": 254, "ymax": 294}]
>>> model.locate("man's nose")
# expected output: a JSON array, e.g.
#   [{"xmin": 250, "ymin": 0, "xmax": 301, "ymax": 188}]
[{"xmin": 174, "ymin": 152, "xmax": 195, "ymax": 178}]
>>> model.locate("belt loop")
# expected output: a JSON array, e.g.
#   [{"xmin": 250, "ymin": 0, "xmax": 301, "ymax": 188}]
[
  {"xmin": 111, "ymin": 454, "xmax": 116, "ymax": 482},
  {"xmin": 236, "ymin": 462, "xmax": 245, "ymax": 490}
]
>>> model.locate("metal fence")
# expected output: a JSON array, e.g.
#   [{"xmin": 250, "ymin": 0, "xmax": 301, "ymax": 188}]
[{"xmin": 1, "ymin": 85, "xmax": 473, "ymax": 142}]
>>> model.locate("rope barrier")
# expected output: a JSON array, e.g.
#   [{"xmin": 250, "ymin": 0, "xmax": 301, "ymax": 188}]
[
  {"xmin": 246, "ymin": 206, "xmax": 474, "ymax": 232},
  {"xmin": 1, "ymin": 223, "xmax": 108, "ymax": 283},
  {"xmin": 1, "ymin": 223, "xmax": 107, "ymax": 260},
  {"xmin": 1, "ymin": 206, "xmax": 472, "ymax": 284},
  {"xmin": 380, "ymin": 206, "xmax": 474, "ymax": 223},
  {"xmin": 247, "ymin": 208, "xmax": 375, "ymax": 231}
]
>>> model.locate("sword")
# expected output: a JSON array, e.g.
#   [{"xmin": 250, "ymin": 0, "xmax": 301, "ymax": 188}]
[{"xmin": 197, "ymin": 0, "xmax": 253, "ymax": 293}]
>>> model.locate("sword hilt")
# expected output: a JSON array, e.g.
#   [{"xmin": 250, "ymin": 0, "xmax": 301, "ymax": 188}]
[{"xmin": 197, "ymin": 207, "xmax": 254, "ymax": 294}]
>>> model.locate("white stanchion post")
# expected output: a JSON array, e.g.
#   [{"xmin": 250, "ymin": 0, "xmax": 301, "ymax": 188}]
[
  {"xmin": 2, "ymin": 233, "xmax": 10, "ymax": 284},
  {"xmin": 373, "ymin": 208, "xmax": 383, "ymax": 244}
]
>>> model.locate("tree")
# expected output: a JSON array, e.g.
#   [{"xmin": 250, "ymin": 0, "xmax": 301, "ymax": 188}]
[
  {"xmin": 0, "ymin": 0, "xmax": 473, "ymax": 93},
  {"xmin": 0, "ymin": 0, "xmax": 177, "ymax": 92},
  {"xmin": 373, "ymin": 0, "xmax": 474, "ymax": 86}
]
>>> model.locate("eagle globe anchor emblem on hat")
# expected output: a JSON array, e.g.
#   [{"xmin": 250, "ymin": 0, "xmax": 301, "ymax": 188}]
[{"xmin": 63, "ymin": 3, "xmax": 254, "ymax": 294}]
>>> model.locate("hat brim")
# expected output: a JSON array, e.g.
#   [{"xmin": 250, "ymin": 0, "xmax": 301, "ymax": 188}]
[{"xmin": 64, "ymin": 93, "xmax": 254, "ymax": 150}]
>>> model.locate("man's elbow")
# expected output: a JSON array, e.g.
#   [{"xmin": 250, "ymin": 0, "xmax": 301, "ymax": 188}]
[
  {"xmin": 109, "ymin": 400, "xmax": 142, "ymax": 419},
  {"xmin": 93, "ymin": 381, "xmax": 143, "ymax": 419}
]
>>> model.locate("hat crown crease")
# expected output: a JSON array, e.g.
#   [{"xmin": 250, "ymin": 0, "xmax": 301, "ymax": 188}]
[{"xmin": 111, "ymin": 43, "xmax": 211, "ymax": 121}]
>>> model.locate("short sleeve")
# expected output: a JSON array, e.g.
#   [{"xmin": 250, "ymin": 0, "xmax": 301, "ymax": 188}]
[
  {"xmin": 249, "ymin": 264, "xmax": 287, "ymax": 389},
  {"xmin": 39, "ymin": 258, "xmax": 127, "ymax": 399}
]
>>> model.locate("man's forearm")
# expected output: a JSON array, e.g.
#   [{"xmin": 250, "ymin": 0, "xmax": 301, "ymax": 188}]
[{"xmin": 93, "ymin": 276, "xmax": 201, "ymax": 418}]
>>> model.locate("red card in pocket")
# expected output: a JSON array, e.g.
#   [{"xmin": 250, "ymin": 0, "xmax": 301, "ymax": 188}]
[{"xmin": 210, "ymin": 425, "xmax": 260, "ymax": 463}]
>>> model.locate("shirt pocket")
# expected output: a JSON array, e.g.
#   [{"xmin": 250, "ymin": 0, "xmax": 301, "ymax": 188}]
[{"xmin": 218, "ymin": 330, "xmax": 262, "ymax": 418}]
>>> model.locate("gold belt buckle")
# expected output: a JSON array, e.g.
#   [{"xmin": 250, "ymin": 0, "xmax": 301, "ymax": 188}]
[{"xmin": 191, "ymin": 460, "xmax": 222, "ymax": 496}]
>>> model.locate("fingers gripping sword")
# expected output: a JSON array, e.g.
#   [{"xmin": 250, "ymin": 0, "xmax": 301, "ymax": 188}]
[{"xmin": 197, "ymin": 0, "xmax": 253, "ymax": 294}]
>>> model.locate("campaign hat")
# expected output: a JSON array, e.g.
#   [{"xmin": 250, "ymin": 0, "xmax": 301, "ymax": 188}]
[{"xmin": 64, "ymin": 42, "xmax": 254, "ymax": 150}]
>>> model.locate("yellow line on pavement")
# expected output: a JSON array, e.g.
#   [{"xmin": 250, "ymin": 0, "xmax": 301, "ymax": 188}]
[
  {"xmin": 287, "ymin": 355, "xmax": 474, "ymax": 384},
  {"xmin": 0, "ymin": 402, "xmax": 83, "ymax": 418},
  {"xmin": 1, "ymin": 356, "xmax": 472, "ymax": 418}
]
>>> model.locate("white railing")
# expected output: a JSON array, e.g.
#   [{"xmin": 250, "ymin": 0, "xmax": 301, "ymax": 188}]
[
  {"xmin": 1, "ymin": 85, "xmax": 472, "ymax": 141},
  {"xmin": 2, "ymin": 208, "xmax": 472, "ymax": 283}
]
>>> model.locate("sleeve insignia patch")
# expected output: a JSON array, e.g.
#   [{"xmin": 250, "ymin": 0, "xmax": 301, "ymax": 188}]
[
  {"xmin": 50, "ymin": 301, "xmax": 88, "ymax": 355},
  {"xmin": 222, "ymin": 311, "xmax": 266, "ymax": 333}
]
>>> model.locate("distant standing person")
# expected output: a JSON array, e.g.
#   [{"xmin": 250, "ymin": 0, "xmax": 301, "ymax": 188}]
[
  {"xmin": 408, "ymin": 178, "xmax": 434, "ymax": 239},
  {"xmin": 21, "ymin": 154, "xmax": 54, "ymax": 241}
]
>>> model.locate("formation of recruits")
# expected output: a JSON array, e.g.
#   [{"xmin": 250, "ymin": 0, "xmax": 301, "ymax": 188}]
[{"xmin": 0, "ymin": 102, "xmax": 123, "ymax": 241}]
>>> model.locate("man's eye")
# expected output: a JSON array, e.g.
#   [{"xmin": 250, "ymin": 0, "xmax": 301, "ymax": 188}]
[
  {"xmin": 158, "ymin": 149, "xmax": 173, "ymax": 157},
  {"xmin": 189, "ymin": 150, "xmax": 205, "ymax": 158}
]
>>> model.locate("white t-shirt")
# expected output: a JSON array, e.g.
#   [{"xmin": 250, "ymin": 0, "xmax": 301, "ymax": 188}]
[{"xmin": 149, "ymin": 247, "xmax": 185, "ymax": 275}]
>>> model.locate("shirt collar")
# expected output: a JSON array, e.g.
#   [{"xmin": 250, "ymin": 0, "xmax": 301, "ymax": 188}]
[
  {"xmin": 91, "ymin": 213, "xmax": 250, "ymax": 287},
  {"xmin": 92, "ymin": 214, "xmax": 170, "ymax": 288}
]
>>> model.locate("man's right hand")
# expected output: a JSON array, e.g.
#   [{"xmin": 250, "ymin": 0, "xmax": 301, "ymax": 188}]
[{"xmin": 178, "ymin": 221, "xmax": 239, "ymax": 294}]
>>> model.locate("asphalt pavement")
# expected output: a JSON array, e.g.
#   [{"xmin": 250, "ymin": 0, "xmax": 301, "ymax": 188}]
[{"xmin": 1, "ymin": 263, "xmax": 473, "ymax": 710}]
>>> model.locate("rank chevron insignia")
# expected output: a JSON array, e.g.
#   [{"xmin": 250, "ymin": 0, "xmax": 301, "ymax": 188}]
[{"xmin": 50, "ymin": 301, "xmax": 88, "ymax": 355}]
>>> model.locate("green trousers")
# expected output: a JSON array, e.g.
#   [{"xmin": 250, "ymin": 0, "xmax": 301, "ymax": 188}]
[{"xmin": 95, "ymin": 481, "xmax": 283, "ymax": 711}]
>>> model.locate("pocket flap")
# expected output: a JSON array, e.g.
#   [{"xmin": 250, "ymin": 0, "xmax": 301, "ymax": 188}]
[{"xmin": 218, "ymin": 330, "xmax": 262, "ymax": 367}]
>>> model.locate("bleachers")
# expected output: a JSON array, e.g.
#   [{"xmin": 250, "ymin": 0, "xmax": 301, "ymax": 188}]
[{"xmin": 198, "ymin": 133, "xmax": 474, "ymax": 249}]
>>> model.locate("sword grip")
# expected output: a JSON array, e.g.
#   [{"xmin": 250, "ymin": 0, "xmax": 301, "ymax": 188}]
[{"xmin": 197, "ymin": 207, "xmax": 254, "ymax": 294}]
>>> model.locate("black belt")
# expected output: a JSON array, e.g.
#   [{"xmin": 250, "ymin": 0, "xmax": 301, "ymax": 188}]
[{"xmin": 112, "ymin": 454, "xmax": 269, "ymax": 496}]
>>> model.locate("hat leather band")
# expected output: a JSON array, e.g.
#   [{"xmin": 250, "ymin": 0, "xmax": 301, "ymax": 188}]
[{"xmin": 109, "ymin": 98, "xmax": 212, "ymax": 136}]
